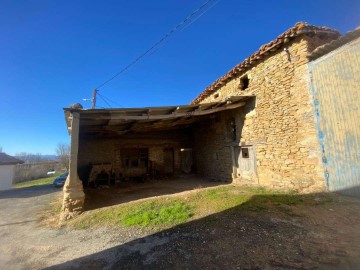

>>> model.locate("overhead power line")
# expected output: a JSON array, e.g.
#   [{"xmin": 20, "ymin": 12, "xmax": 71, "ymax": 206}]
[
  {"xmin": 180, "ymin": 0, "xmax": 220, "ymax": 32},
  {"xmin": 95, "ymin": 0, "xmax": 217, "ymax": 90},
  {"xmin": 97, "ymin": 92, "xmax": 123, "ymax": 108},
  {"xmin": 97, "ymin": 92, "xmax": 112, "ymax": 108}
]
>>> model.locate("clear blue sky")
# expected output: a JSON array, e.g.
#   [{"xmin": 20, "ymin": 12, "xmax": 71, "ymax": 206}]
[{"xmin": 1, "ymin": 0, "xmax": 359, "ymax": 155}]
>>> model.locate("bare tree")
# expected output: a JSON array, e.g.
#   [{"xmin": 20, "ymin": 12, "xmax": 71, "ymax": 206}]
[
  {"xmin": 0, "ymin": 146, "xmax": 3, "ymax": 153},
  {"xmin": 56, "ymin": 143, "xmax": 70, "ymax": 171}
]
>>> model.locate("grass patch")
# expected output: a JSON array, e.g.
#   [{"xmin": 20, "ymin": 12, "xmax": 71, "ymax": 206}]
[
  {"xmin": 195, "ymin": 185, "xmax": 287, "ymax": 212},
  {"xmin": 70, "ymin": 198, "xmax": 193, "ymax": 230},
  {"xmin": 198, "ymin": 186, "xmax": 252, "ymax": 211},
  {"xmin": 14, "ymin": 173, "xmax": 63, "ymax": 188},
  {"xmin": 204, "ymin": 186, "xmax": 232, "ymax": 200},
  {"xmin": 65, "ymin": 184, "xmax": 334, "ymax": 231},
  {"xmin": 242, "ymin": 186, "xmax": 274, "ymax": 194},
  {"xmin": 123, "ymin": 200, "xmax": 192, "ymax": 227}
]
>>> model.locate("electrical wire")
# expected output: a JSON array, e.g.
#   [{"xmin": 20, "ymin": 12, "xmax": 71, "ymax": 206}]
[
  {"xmin": 180, "ymin": 0, "xmax": 221, "ymax": 32},
  {"xmin": 97, "ymin": 92, "xmax": 112, "ymax": 108},
  {"xmin": 147, "ymin": 36, "xmax": 174, "ymax": 58},
  {"xmin": 98, "ymin": 92, "xmax": 123, "ymax": 108},
  {"xmin": 101, "ymin": 94, "xmax": 123, "ymax": 108},
  {"xmin": 95, "ymin": 0, "xmax": 216, "ymax": 90}
]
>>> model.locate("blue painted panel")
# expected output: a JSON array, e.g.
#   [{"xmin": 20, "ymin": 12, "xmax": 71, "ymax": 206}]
[{"xmin": 309, "ymin": 38, "xmax": 360, "ymax": 197}]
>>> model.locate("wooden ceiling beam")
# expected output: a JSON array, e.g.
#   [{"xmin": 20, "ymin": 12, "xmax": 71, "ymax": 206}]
[{"xmin": 79, "ymin": 101, "xmax": 245, "ymax": 121}]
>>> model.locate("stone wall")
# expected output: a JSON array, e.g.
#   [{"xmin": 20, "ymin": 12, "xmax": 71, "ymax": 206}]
[
  {"xmin": 196, "ymin": 35, "xmax": 336, "ymax": 192},
  {"xmin": 78, "ymin": 129, "xmax": 192, "ymax": 180},
  {"xmin": 194, "ymin": 108, "xmax": 245, "ymax": 181}
]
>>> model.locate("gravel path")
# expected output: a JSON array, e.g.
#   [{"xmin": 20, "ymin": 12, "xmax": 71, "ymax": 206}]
[{"xmin": 0, "ymin": 186, "xmax": 141, "ymax": 269}]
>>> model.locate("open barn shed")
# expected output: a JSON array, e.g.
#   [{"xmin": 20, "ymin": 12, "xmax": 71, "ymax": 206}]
[{"xmin": 61, "ymin": 96, "xmax": 254, "ymax": 219}]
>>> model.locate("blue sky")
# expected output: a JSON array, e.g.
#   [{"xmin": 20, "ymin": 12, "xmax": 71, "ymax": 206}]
[{"xmin": 1, "ymin": 0, "xmax": 359, "ymax": 155}]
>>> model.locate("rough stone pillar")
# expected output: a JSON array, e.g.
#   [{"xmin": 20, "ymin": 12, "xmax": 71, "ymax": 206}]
[{"xmin": 61, "ymin": 112, "xmax": 85, "ymax": 221}]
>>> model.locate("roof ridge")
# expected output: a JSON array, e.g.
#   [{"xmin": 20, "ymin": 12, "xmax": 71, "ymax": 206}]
[
  {"xmin": 309, "ymin": 26, "xmax": 360, "ymax": 60},
  {"xmin": 0, "ymin": 152, "xmax": 24, "ymax": 165}
]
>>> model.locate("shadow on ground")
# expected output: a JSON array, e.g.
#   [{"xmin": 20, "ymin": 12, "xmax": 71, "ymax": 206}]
[
  {"xmin": 45, "ymin": 190, "xmax": 360, "ymax": 270},
  {"xmin": 0, "ymin": 185, "xmax": 58, "ymax": 199},
  {"xmin": 83, "ymin": 175, "xmax": 226, "ymax": 211},
  {"xmin": 0, "ymin": 219, "xmax": 38, "ymax": 227}
]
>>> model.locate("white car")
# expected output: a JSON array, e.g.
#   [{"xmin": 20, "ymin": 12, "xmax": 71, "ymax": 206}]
[{"xmin": 47, "ymin": 170, "xmax": 56, "ymax": 176}]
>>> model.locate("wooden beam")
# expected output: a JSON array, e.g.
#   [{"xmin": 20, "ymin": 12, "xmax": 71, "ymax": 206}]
[{"xmin": 79, "ymin": 101, "xmax": 245, "ymax": 121}]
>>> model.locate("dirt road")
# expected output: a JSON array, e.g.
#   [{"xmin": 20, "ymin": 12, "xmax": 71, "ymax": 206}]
[
  {"xmin": 1, "ymin": 185, "xmax": 360, "ymax": 269},
  {"xmin": 0, "ymin": 186, "xmax": 129, "ymax": 269}
]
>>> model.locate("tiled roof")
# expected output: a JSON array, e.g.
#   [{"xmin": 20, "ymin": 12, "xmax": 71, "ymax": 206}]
[
  {"xmin": 0, "ymin": 153, "xmax": 24, "ymax": 165},
  {"xmin": 191, "ymin": 22, "xmax": 340, "ymax": 105},
  {"xmin": 309, "ymin": 26, "xmax": 360, "ymax": 60}
]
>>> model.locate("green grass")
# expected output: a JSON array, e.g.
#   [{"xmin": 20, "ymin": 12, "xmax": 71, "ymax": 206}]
[
  {"xmin": 71, "ymin": 197, "xmax": 193, "ymax": 230},
  {"xmin": 14, "ymin": 173, "xmax": 63, "ymax": 188},
  {"xmin": 123, "ymin": 200, "xmax": 192, "ymax": 227},
  {"xmin": 195, "ymin": 185, "xmax": 296, "ymax": 212},
  {"xmin": 66, "ymin": 185, "xmax": 334, "ymax": 230},
  {"xmin": 204, "ymin": 186, "xmax": 231, "ymax": 200},
  {"xmin": 196, "ymin": 186, "xmax": 252, "ymax": 211}
]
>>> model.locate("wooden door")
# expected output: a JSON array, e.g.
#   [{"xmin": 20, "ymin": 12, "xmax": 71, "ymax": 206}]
[{"xmin": 234, "ymin": 146, "xmax": 255, "ymax": 178}]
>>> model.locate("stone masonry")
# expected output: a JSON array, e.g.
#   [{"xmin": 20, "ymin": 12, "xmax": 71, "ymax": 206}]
[
  {"xmin": 77, "ymin": 129, "xmax": 192, "ymax": 178},
  {"xmin": 192, "ymin": 25, "xmax": 340, "ymax": 192}
]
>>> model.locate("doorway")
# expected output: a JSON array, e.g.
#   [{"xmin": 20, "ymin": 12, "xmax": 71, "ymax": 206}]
[
  {"xmin": 233, "ymin": 145, "xmax": 256, "ymax": 179},
  {"xmin": 180, "ymin": 148, "xmax": 193, "ymax": 174}
]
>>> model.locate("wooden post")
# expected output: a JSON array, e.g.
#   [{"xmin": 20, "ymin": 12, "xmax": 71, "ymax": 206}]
[
  {"xmin": 61, "ymin": 112, "xmax": 85, "ymax": 220},
  {"xmin": 91, "ymin": 89, "xmax": 97, "ymax": 109}
]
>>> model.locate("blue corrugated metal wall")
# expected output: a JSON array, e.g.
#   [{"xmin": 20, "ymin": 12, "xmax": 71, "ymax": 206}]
[{"xmin": 309, "ymin": 37, "xmax": 360, "ymax": 197}]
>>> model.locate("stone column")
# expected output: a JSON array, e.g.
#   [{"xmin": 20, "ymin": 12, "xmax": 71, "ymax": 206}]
[{"xmin": 61, "ymin": 112, "xmax": 85, "ymax": 221}]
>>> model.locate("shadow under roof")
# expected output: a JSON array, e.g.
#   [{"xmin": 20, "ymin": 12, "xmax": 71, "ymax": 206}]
[{"xmin": 64, "ymin": 95, "xmax": 253, "ymax": 136}]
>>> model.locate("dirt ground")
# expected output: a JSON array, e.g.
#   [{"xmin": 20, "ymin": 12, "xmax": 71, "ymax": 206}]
[{"xmin": 1, "ymin": 179, "xmax": 360, "ymax": 270}]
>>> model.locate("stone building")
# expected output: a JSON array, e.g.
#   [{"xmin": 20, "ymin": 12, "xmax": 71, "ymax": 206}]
[
  {"xmin": 190, "ymin": 23, "xmax": 340, "ymax": 192},
  {"xmin": 62, "ymin": 23, "xmax": 360, "ymax": 219}
]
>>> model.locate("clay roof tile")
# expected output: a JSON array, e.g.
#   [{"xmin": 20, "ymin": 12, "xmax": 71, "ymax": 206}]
[{"xmin": 190, "ymin": 22, "xmax": 340, "ymax": 105}]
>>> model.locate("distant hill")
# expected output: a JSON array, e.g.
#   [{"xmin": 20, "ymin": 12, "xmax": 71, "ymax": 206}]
[
  {"xmin": 15, "ymin": 153, "xmax": 58, "ymax": 163},
  {"xmin": 42, "ymin": 155, "xmax": 58, "ymax": 160}
]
